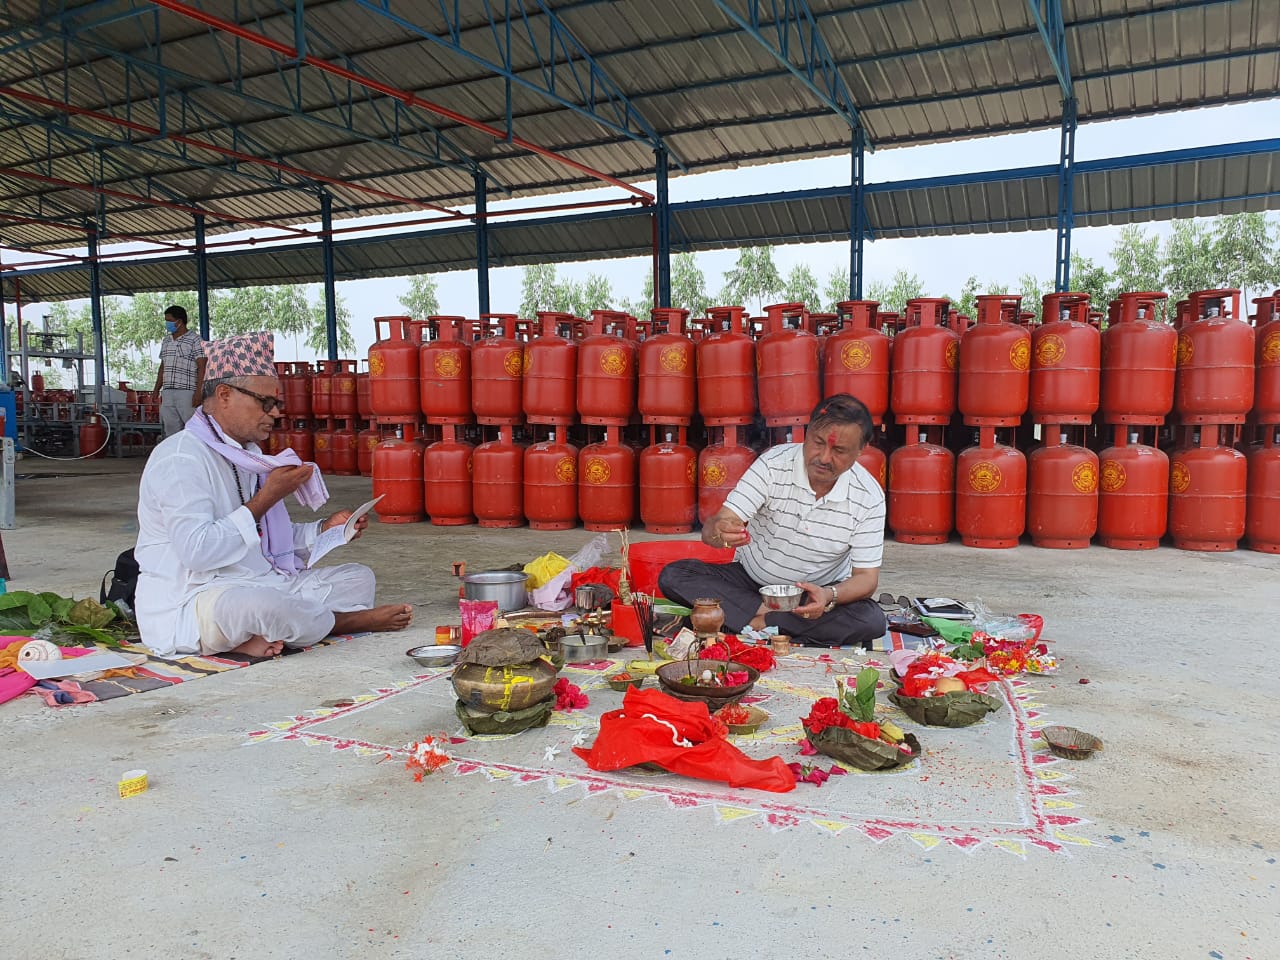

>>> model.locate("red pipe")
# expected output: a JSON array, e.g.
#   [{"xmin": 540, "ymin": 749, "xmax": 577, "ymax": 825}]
[
  {"xmin": 145, "ymin": 0, "xmax": 654, "ymax": 203},
  {"xmin": 0, "ymin": 85, "xmax": 468, "ymax": 219},
  {"xmin": 0, "ymin": 166, "xmax": 313, "ymax": 236}
]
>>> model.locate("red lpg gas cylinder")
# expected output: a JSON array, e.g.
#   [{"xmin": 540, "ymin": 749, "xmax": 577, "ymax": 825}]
[
  {"xmin": 285, "ymin": 420, "xmax": 314, "ymax": 463},
  {"xmin": 357, "ymin": 425, "xmax": 379, "ymax": 477},
  {"xmin": 312, "ymin": 421, "xmax": 334, "ymax": 474},
  {"xmin": 1253, "ymin": 293, "xmax": 1280, "ymax": 424},
  {"xmin": 30, "ymin": 371, "xmax": 44, "ymax": 393},
  {"xmin": 79, "ymin": 414, "xmax": 108, "ymax": 459},
  {"xmin": 471, "ymin": 314, "xmax": 524, "ymax": 425},
  {"xmin": 283, "ymin": 362, "xmax": 313, "ymax": 420},
  {"xmin": 1168, "ymin": 433, "xmax": 1247, "ymax": 551},
  {"xmin": 1176, "ymin": 290, "xmax": 1256, "ymax": 424},
  {"xmin": 524, "ymin": 312, "xmax": 579, "ymax": 425},
  {"xmin": 372, "ymin": 426, "xmax": 426, "ymax": 524},
  {"xmin": 577, "ymin": 310, "xmax": 637, "ymax": 425},
  {"xmin": 270, "ymin": 423, "xmax": 290, "ymax": 460},
  {"xmin": 697, "ymin": 306, "xmax": 757, "ymax": 425},
  {"xmin": 524, "ymin": 429, "xmax": 578, "ymax": 531},
  {"xmin": 888, "ymin": 427, "xmax": 954, "ymax": 544},
  {"xmin": 639, "ymin": 430, "xmax": 697, "ymax": 534},
  {"xmin": 1246, "ymin": 429, "xmax": 1280, "ymax": 553},
  {"xmin": 1027, "ymin": 429, "xmax": 1098, "ymax": 549},
  {"xmin": 330, "ymin": 421, "xmax": 358, "ymax": 476},
  {"xmin": 697, "ymin": 425, "xmax": 755, "ymax": 525},
  {"xmin": 1030, "ymin": 292, "xmax": 1099, "ymax": 424},
  {"xmin": 472, "ymin": 426, "xmax": 524, "ymax": 528},
  {"xmin": 369, "ymin": 317, "xmax": 421, "ymax": 419},
  {"xmin": 857, "ymin": 440, "xmax": 887, "ymax": 493},
  {"xmin": 311, "ymin": 360, "xmax": 334, "ymax": 420},
  {"xmin": 578, "ymin": 426, "xmax": 635, "ymax": 532},
  {"xmin": 824, "ymin": 300, "xmax": 889, "ymax": 423},
  {"xmin": 356, "ymin": 364, "xmax": 372, "ymax": 421},
  {"xmin": 639, "ymin": 308, "xmax": 696, "ymax": 425},
  {"xmin": 891, "ymin": 298, "xmax": 959, "ymax": 425},
  {"xmin": 955, "ymin": 429, "xmax": 1026, "ymax": 548},
  {"xmin": 420, "ymin": 316, "xmax": 473, "ymax": 424},
  {"xmin": 1100, "ymin": 293, "xmax": 1175, "ymax": 424},
  {"xmin": 960, "ymin": 295, "xmax": 1031, "ymax": 426},
  {"xmin": 757, "ymin": 302, "xmax": 821, "ymax": 427},
  {"xmin": 330, "ymin": 360, "xmax": 358, "ymax": 419},
  {"xmin": 424, "ymin": 424, "xmax": 475, "ymax": 526},
  {"xmin": 1097, "ymin": 429, "xmax": 1168, "ymax": 550}
]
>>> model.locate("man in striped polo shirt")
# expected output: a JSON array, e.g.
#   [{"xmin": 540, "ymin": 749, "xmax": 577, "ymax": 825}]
[
  {"xmin": 660, "ymin": 394, "xmax": 887, "ymax": 648},
  {"xmin": 154, "ymin": 304, "xmax": 207, "ymax": 437}
]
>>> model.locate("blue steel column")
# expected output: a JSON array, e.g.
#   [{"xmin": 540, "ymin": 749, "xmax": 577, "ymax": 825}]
[
  {"xmin": 655, "ymin": 147, "xmax": 671, "ymax": 308},
  {"xmin": 475, "ymin": 172, "xmax": 490, "ymax": 315},
  {"xmin": 1055, "ymin": 98, "xmax": 1077, "ymax": 292},
  {"xmin": 320, "ymin": 192, "xmax": 338, "ymax": 361},
  {"xmin": 850, "ymin": 129, "xmax": 866, "ymax": 299},
  {"xmin": 87, "ymin": 223, "xmax": 105, "ymax": 406},
  {"xmin": 194, "ymin": 214, "xmax": 210, "ymax": 338}
]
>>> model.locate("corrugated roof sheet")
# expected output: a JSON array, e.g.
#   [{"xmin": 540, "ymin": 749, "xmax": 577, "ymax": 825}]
[
  {"xmin": 0, "ymin": 0, "xmax": 1275, "ymax": 251},
  {"xmin": 7, "ymin": 138, "xmax": 1277, "ymax": 303}
]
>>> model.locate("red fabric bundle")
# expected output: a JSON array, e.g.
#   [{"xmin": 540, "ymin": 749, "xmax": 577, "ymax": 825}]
[
  {"xmin": 570, "ymin": 566, "xmax": 623, "ymax": 594},
  {"xmin": 573, "ymin": 687, "xmax": 796, "ymax": 793}
]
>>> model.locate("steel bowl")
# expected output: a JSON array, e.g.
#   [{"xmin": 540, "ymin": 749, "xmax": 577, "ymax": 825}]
[
  {"xmin": 406, "ymin": 644, "xmax": 462, "ymax": 668},
  {"xmin": 557, "ymin": 634, "xmax": 610, "ymax": 662},
  {"xmin": 461, "ymin": 570, "xmax": 529, "ymax": 612},
  {"xmin": 759, "ymin": 583, "xmax": 804, "ymax": 612}
]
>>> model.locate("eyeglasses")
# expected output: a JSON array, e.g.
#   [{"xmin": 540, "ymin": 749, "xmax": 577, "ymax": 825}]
[{"xmin": 226, "ymin": 383, "xmax": 286, "ymax": 414}]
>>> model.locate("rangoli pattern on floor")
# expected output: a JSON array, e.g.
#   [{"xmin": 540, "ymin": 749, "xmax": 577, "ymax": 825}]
[{"xmin": 245, "ymin": 654, "xmax": 1093, "ymax": 856}]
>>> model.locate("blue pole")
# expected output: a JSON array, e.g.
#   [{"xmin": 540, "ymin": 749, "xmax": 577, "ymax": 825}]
[
  {"xmin": 655, "ymin": 147, "xmax": 671, "ymax": 308},
  {"xmin": 475, "ymin": 171, "xmax": 490, "ymax": 315},
  {"xmin": 88, "ymin": 224, "xmax": 105, "ymax": 407},
  {"xmin": 194, "ymin": 214, "xmax": 210, "ymax": 338},
  {"xmin": 850, "ymin": 129, "xmax": 866, "ymax": 299},
  {"xmin": 320, "ymin": 192, "xmax": 338, "ymax": 361},
  {"xmin": 1055, "ymin": 98, "xmax": 1078, "ymax": 292}
]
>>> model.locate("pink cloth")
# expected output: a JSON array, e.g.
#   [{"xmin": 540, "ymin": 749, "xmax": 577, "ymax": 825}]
[{"xmin": 0, "ymin": 637, "xmax": 94, "ymax": 705}]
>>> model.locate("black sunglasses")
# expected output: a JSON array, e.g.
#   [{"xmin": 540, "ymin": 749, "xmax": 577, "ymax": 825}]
[{"xmin": 226, "ymin": 383, "xmax": 286, "ymax": 413}]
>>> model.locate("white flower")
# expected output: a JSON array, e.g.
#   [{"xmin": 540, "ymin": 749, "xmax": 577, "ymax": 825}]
[{"xmin": 543, "ymin": 745, "xmax": 561, "ymax": 762}]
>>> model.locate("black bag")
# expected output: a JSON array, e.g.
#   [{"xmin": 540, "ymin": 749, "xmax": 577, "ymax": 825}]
[{"xmin": 100, "ymin": 548, "xmax": 140, "ymax": 612}]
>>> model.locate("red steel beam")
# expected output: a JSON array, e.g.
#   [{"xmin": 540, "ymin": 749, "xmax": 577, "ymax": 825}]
[
  {"xmin": 146, "ymin": 0, "xmax": 655, "ymax": 204},
  {"xmin": 0, "ymin": 85, "xmax": 468, "ymax": 219}
]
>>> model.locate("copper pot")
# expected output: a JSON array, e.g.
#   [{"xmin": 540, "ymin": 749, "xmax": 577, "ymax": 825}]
[{"xmin": 451, "ymin": 659, "xmax": 559, "ymax": 714}]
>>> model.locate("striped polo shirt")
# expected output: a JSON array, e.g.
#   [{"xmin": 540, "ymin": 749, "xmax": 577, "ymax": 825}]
[{"xmin": 722, "ymin": 443, "xmax": 885, "ymax": 587}]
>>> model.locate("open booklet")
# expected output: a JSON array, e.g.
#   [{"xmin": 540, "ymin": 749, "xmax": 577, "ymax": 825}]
[{"xmin": 306, "ymin": 494, "xmax": 385, "ymax": 568}]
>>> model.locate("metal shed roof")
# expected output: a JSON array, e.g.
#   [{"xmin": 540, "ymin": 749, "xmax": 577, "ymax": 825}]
[
  {"xmin": 6, "ymin": 137, "xmax": 1276, "ymax": 303},
  {"xmin": 0, "ymin": 0, "xmax": 1276, "ymax": 251}
]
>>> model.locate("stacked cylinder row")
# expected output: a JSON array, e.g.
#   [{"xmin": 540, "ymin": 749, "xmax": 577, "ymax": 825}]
[{"xmin": 357, "ymin": 290, "xmax": 1278, "ymax": 553}]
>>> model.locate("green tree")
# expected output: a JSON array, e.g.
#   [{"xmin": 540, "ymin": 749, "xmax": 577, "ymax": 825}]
[
  {"xmin": 1210, "ymin": 213, "xmax": 1280, "ymax": 305},
  {"xmin": 719, "ymin": 246, "xmax": 782, "ymax": 312},
  {"xmin": 562, "ymin": 272, "xmax": 615, "ymax": 319},
  {"xmin": 1017, "ymin": 273, "xmax": 1051, "ymax": 319},
  {"xmin": 519, "ymin": 263, "xmax": 565, "ymax": 316},
  {"xmin": 399, "ymin": 274, "xmax": 441, "ymax": 318},
  {"xmin": 1069, "ymin": 252, "xmax": 1112, "ymax": 311},
  {"xmin": 306, "ymin": 288, "xmax": 356, "ymax": 357},
  {"xmin": 1107, "ymin": 225, "xmax": 1162, "ymax": 303},
  {"xmin": 1161, "ymin": 219, "xmax": 1217, "ymax": 305},
  {"xmin": 626, "ymin": 253, "xmax": 712, "ymax": 318},
  {"xmin": 822, "ymin": 267, "xmax": 849, "ymax": 312},
  {"xmin": 781, "ymin": 263, "xmax": 822, "ymax": 311},
  {"xmin": 946, "ymin": 275, "xmax": 982, "ymax": 319},
  {"xmin": 865, "ymin": 269, "xmax": 925, "ymax": 315}
]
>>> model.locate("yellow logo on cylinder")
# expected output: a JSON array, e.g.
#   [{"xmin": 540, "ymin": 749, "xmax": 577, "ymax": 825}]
[
  {"xmin": 600, "ymin": 345, "xmax": 629, "ymax": 376},
  {"xmin": 315, "ymin": 435, "xmax": 329, "ymax": 450},
  {"xmin": 554, "ymin": 456, "xmax": 577, "ymax": 484},
  {"xmin": 687, "ymin": 459, "xmax": 697, "ymax": 484},
  {"xmin": 506, "ymin": 350, "xmax": 525, "ymax": 377},
  {"xmin": 702, "ymin": 459, "xmax": 727, "ymax": 487},
  {"xmin": 1170, "ymin": 460, "xmax": 1191, "ymax": 493},
  {"xmin": 1009, "ymin": 337, "xmax": 1031, "ymax": 371},
  {"xmin": 584, "ymin": 457, "xmax": 611, "ymax": 485},
  {"xmin": 434, "ymin": 350, "xmax": 462, "ymax": 378},
  {"xmin": 368, "ymin": 353, "xmax": 386, "ymax": 376},
  {"xmin": 365, "ymin": 435, "xmax": 379, "ymax": 451},
  {"xmin": 336, "ymin": 379, "xmax": 355, "ymax": 393},
  {"xmin": 968, "ymin": 461, "xmax": 1002, "ymax": 493},
  {"xmin": 1071, "ymin": 460, "xmax": 1098, "ymax": 493},
  {"xmin": 1262, "ymin": 329, "xmax": 1280, "ymax": 364},
  {"xmin": 1099, "ymin": 460, "xmax": 1126, "ymax": 492},
  {"xmin": 840, "ymin": 340, "xmax": 872, "ymax": 370},
  {"xmin": 1176, "ymin": 333, "xmax": 1193, "ymax": 366},
  {"xmin": 660, "ymin": 345, "xmax": 688, "ymax": 373},
  {"xmin": 945, "ymin": 339, "xmax": 960, "ymax": 371},
  {"xmin": 879, "ymin": 460, "xmax": 888, "ymax": 489},
  {"xmin": 1035, "ymin": 334, "xmax": 1066, "ymax": 367},
  {"xmin": 466, "ymin": 454, "xmax": 474, "ymax": 475}
]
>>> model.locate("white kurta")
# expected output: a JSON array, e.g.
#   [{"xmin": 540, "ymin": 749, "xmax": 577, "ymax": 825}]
[{"xmin": 135, "ymin": 423, "xmax": 360, "ymax": 656}]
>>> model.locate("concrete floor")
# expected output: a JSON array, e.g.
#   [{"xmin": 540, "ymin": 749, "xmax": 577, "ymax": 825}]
[{"xmin": 2, "ymin": 455, "xmax": 1277, "ymax": 960}]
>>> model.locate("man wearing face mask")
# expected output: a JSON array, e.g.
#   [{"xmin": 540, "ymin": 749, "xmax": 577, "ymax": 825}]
[
  {"xmin": 153, "ymin": 304, "xmax": 206, "ymax": 437},
  {"xmin": 659, "ymin": 394, "xmax": 887, "ymax": 648}
]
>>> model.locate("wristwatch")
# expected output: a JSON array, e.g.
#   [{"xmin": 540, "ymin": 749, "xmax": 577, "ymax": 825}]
[{"xmin": 824, "ymin": 585, "xmax": 839, "ymax": 613}]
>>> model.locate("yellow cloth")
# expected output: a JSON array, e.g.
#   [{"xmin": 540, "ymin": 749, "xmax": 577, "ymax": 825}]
[{"xmin": 523, "ymin": 552, "xmax": 571, "ymax": 590}]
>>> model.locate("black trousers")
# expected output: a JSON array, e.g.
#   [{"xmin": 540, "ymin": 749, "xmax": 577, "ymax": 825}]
[{"xmin": 657, "ymin": 559, "xmax": 887, "ymax": 648}]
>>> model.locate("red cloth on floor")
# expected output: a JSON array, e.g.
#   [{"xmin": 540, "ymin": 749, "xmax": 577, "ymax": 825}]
[
  {"xmin": 573, "ymin": 687, "xmax": 795, "ymax": 793},
  {"xmin": 570, "ymin": 566, "xmax": 622, "ymax": 594}
]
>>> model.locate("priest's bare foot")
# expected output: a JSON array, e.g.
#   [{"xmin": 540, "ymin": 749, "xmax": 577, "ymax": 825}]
[
  {"xmin": 333, "ymin": 604, "xmax": 414, "ymax": 635},
  {"xmin": 230, "ymin": 635, "xmax": 284, "ymax": 658}
]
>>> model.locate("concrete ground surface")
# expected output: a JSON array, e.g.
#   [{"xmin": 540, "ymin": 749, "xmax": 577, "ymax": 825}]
[{"xmin": 2, "ymin": 455, "xmax": 1276, "ymax": 960}]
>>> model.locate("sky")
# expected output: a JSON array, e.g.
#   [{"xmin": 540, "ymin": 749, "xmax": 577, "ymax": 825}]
[{"xmin": 4, "ymin": 97, "xmax": 1279, "ymax": 370}]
